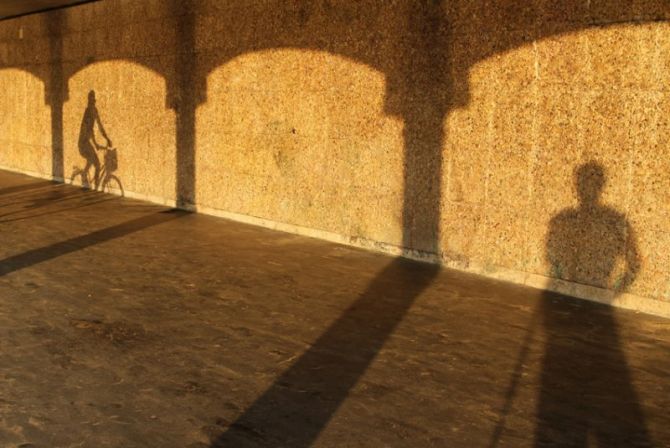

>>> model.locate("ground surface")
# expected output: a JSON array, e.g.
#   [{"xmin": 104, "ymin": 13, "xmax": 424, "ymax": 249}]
[{"xmin": 0, "ymin": 170, "xmax": 668, "ymax": 448}]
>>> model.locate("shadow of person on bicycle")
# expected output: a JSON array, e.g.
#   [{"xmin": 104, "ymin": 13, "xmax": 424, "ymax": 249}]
[{"xmin": 75, "ymin": 90, "xmax": 112, "ymax": 190}]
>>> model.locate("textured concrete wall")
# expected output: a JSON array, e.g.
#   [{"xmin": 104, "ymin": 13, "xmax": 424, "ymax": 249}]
[{"xmin": 0, "ymin": 0, "xmax": 669, "ymax": 314}]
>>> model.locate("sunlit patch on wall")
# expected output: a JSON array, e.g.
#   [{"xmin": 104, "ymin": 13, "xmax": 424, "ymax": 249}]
[
  {"xmin": 0, "ymin": 69, "xmax": 51, "ymax": 176},
  {"xmin": 196, "ymin": 50, "xmax": 404, "ymax": 246}
]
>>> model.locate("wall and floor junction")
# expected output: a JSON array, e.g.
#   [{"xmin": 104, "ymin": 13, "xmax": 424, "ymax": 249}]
[{"xmin": 0, "ymin": 1, "xmax": 669, "ymax": 316}]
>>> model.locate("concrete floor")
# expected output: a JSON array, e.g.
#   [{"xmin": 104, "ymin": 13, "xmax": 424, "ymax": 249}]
[{"xmin": 0, "ymin": 170, "xmax": 668, "ymax": 447}]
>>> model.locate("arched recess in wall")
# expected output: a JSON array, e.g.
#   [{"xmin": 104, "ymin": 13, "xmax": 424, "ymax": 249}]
[
  {"xmin": 441, "ymin": 22, "xmax": 670, "ymax": 299},
  {"xmin": 0, "ymin": 68, "xmax": 52, "ymax": 176},
  {"xmin": 196, "ymin": 50, "xmax": 405, "ymax": 246},
  {"xmin": 63, "ymin": 61, "xmax": 175, "ymax": 201}
]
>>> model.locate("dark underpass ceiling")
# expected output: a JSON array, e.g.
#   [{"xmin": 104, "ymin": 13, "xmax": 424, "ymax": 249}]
[{"xmin": 0, "ymin": 0, "xmax": 96, "ymax": 20}]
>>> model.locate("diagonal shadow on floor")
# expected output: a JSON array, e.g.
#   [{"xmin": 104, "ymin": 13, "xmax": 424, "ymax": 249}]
[
  {"xmin": 213, "ymin": 258, "xmax": 439, "ymax": 447},
  {"xmin": 0, "ymin": 208, "xmax": 187, "ymax": 277}
]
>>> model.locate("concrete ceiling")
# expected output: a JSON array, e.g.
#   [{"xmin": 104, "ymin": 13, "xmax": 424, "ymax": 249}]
[{"xmin": 0, "ymin": 0, "xmax": 96, "ymax": 20}]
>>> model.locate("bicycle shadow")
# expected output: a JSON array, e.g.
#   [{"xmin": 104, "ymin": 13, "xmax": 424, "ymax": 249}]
[{"xmin": 71, "ymin": 90, "xmax": 124, "ymax": 196}]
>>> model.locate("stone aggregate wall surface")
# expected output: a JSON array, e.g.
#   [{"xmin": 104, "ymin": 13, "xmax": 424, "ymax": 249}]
[{"xmin": 0, "ymin": 0, "xmax": 669, "ymax": 314}]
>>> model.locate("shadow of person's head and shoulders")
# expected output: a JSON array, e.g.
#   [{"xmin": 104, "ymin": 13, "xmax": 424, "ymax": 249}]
[
  {"xmin": 80, "ymin": 91, "xmax": 99, "ymax": 139},
  {"xmin": 547, "ymin": 161, "xmax": 638, "ymax": 291}
]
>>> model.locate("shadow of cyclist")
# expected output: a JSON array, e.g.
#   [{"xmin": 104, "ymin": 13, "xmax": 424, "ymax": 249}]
[
  {"xmin": 536, "ymin": 161, "xmax": 651, "ymax": 447},
  {"xmin": 77, "ymin": 90, "xmax": 112, "ymax": 190}
]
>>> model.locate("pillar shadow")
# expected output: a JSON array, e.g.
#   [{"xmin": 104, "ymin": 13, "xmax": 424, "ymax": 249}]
[
  {"xmin": 535, "ymin": 162, "xmax": 651, "ymax": 447},
  {"xmin": 0, "ymin": 208, "xmax": 187, "ymax": 277},
  {"xmin": 46, "ymin": 9, "xmax": 64, "ymax": 180},
  {"xmin": 211, "ymin": 2, "xmax": 446, "ymax": 446},
  {"xmin": 172, "ymin": 0, "xmax": 198, "ymax": 209},
  {"xmin": 213, "ymin": 259, "xmax": 438, "ymax": 447}
]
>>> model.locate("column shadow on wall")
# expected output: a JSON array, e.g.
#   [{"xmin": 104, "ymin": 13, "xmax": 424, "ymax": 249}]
[
  {"xmin": 46, "ymin": 8, "xmax": 65, "ymax": 181},
  {"xmin": 534, "ymin": 162, "xmax": 651, "ymax": 447},
  {"xmin": 173, "ymin": 0, "xmax": 198, "ymax": 209}
]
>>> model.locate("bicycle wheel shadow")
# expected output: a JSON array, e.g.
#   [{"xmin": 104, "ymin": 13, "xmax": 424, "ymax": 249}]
[{"xmin": 100, "ymin": 146, "xmax": 124, "ymax": 196}]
